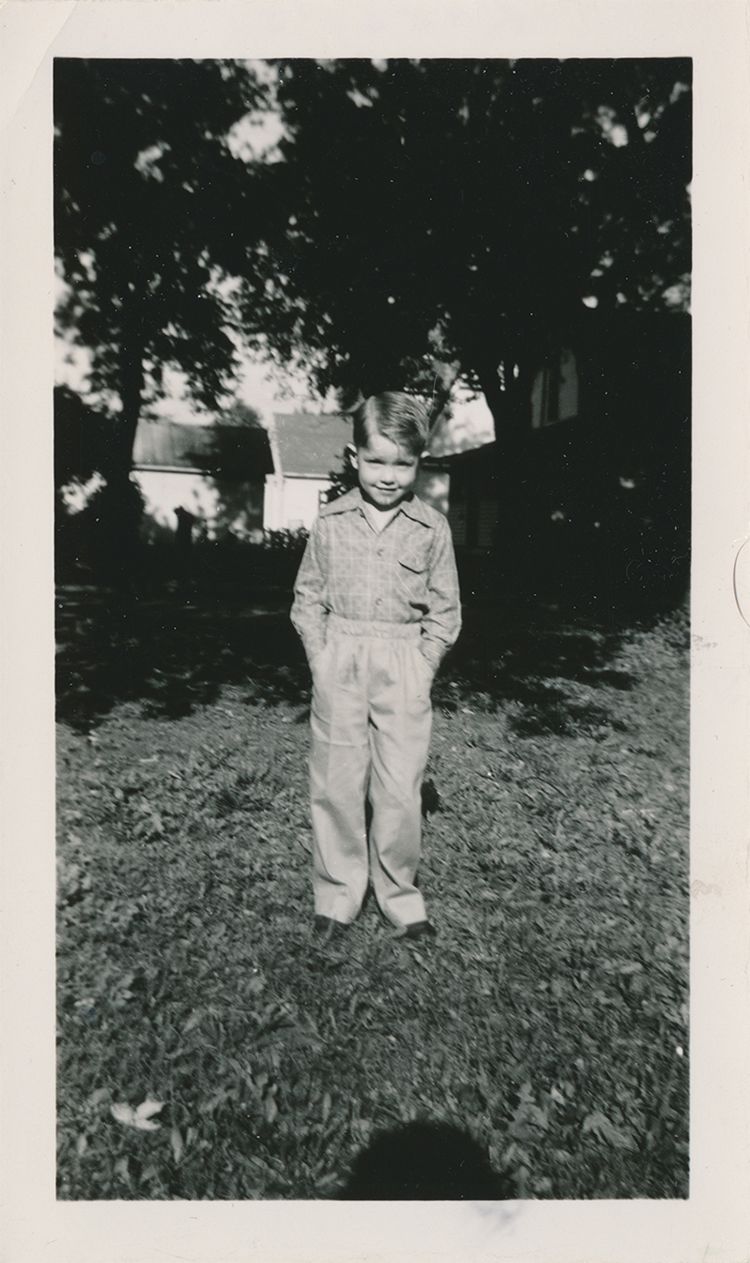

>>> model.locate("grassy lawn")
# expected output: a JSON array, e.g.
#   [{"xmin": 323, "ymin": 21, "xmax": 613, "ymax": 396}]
[{"xmin": 56, "ymin": 592, "xmax": 689, "ymax": 1199}]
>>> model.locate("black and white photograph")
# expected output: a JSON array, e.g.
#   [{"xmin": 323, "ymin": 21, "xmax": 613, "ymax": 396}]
[
  {"xmin": 52, "ymin": 53, "xmax": 692, "ymax": 1203},
  {"xmin": 2, "ymin": 2, "xmax": 750, "ymax": 1258}
]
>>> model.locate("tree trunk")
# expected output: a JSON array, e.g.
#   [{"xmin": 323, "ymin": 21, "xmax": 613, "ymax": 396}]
[
  {"xmin": 426, "ymin": 358, "xmax": 462, "ymax": 440},
  {"xmin": 115, "ymin": 299, "xmax": 146, "ymax": 483},
  {"xmin": 98, "ymin": 302, "xmax": 146, "ymax": 592},
  {"xmin": 473, "ymin": 347, "xmax": 536, "ymax": 600}
]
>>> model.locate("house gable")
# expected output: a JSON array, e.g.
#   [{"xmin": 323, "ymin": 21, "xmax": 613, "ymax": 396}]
[{"xmin": 270, "ymin": 413, "xmax": 353, "ymax": 479}]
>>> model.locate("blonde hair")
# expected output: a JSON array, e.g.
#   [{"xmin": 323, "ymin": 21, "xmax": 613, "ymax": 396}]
[{"xmin": 351, "ymin": 392, "xmax": 429, "ymax": 457}]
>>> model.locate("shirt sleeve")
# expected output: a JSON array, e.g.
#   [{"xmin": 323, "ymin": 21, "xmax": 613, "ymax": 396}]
[
  {"xmin": 290, "ymin": 517, "xmax": 329, "ymax": 666},
  {"xmin": 420, "ymin": 516, "xmax": 462, "ymax": 670}
]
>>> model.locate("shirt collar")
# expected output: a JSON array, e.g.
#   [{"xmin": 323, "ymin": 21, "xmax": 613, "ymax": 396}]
[{"xmin": 319, "ymin": 486, "xmax": 432, "ymax": 527}]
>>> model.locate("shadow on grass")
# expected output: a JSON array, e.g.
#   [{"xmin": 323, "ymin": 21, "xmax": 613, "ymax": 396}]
[
  {"xmin": 56, "ymin": 584, "xmax": 307, "ymax": 733},
  {"xmin": 339, "ymin": 1121, "xmax": 516, "ymax": 1199},
  {"xmin": 56, "ymin": 581, "xmax": 685, "ymax": 735},
  {"xmin": 430, "ymin": 611, "xmax": 642, "ymax": 737}
]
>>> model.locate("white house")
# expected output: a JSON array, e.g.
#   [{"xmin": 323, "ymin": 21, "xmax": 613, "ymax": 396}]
[
  {"xmin": 131, "ymin": 408, "xmax": 454, "ymax": 538},
  {"xmin": 263, "ymin": 413, "xmax": 353, "ymax": 531},
  {"xmin": 132, "ymin": 417, "xmax": 273, "ymax": 539}
]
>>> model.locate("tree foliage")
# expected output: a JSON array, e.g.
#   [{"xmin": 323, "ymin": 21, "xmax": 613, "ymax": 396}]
[
  {"xmin": 239, "ymin": 58, "xmax": 691, "ymax": 416},
  {"xmin": 54, "ymin": 384, "xmax": 107, "ymax": 490},
  {"xmin": 54, "ymin": 59, "xmax": 260, "ymax": 474},
  {"xmin": 55, "ymin": 57, "xmax": 692, "ymax": 466}
]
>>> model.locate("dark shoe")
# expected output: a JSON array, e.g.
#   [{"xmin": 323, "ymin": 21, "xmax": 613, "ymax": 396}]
[
  {"xmin": 312, "ymin": 915, "xmax": 349, "ymax": 941},
  {"xmin": 400, "ymin": 920, "xmax": 437, "ymax": 941}
]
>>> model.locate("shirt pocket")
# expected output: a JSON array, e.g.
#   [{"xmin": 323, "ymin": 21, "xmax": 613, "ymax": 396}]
[{"xmin": 397, "ymin": 545, "xmax": 431, "ymax": 607}]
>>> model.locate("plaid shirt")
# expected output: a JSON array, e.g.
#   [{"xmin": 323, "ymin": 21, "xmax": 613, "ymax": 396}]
[{"xmin": 291, "ymin": 487, "xmax": 462, "ymax": 670}]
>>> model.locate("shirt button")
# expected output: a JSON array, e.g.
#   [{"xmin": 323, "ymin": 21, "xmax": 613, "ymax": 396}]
[{"xmin": 374, "ymin": 598, "xmax": 382, "ymax": 607}]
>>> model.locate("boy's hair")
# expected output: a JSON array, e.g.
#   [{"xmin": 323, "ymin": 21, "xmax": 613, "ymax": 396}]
[{"xmin": 351, "ymin": 392, "xmax": 429, "ymax": 458}]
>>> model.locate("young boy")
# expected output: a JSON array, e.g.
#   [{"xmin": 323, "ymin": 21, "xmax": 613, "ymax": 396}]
[{"xmin": 291, "ymin": 392, "xmax": 461, "ymax": 941}]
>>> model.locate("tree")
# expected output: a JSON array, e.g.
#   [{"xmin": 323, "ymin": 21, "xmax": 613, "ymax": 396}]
[
  {"xmin": 54, "ymin": 58, "xmax": 261, "ymax": 489},
  {"xmin": 55, "ymin": 58, "xmax": 691, "ymax": 597},
  {"xmin": 220, "ymin": 400, "xmax": 265, "ymax": 429},
  {"xmin": 236, "ymin": 58, "xmax": 691, "ymax": 436},
  {"xmin": 56, "ymin": 58, "xmax": 691, "ymax": 458},
  {"xmin": 54, "ymin": 384, "xmax": 106, "ymax": 494}
]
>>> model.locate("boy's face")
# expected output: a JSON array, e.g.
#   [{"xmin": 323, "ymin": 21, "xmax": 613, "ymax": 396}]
[{"xmin": 352, "ymin": 432, "xmax": 420, "ymax": 510}]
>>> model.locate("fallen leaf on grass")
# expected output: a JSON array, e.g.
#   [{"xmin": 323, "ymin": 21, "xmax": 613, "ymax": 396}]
[
  {"xmin": 582, "ymin": 1110, "xmax": 636, "ymax": 1150},
  {"xmin": 110, "ymin": 1099, "xmax": 164, "ymax": 1131}
]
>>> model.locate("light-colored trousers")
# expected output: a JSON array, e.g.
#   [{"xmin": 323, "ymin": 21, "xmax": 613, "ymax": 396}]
[{"xmin": 309, "ymin": 613, "xmax": 434, "ymax": 927}]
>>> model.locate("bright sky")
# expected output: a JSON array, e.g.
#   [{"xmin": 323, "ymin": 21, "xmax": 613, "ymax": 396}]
[{"xmin": 55, "ymin": 327, "xmax": 495, "ymax": 453}]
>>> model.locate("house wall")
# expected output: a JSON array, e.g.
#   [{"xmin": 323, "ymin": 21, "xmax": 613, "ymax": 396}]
[
  {"xmin": 475, "ymin": 499, "xmax": 499, "ymax": 548},
  {"xmin": 447, "ymin": 499, "xmax": 468, "ymax": 546},
  {"xmin": 415, "ymin": 469, "xmax": 450, "ymax": 516},
  {"xmin": 263, "ymin": 475, "xmax": 329, "ymax": 532},
  {"xmin": 530, "ymin": 348, "xmax": 580, "ymax": 429},
  {"xmin": 448, "ymin": 496, "xmax": 497, "ymax": 549},
  {"xmin": 446, "ymin": 445, "xmax": 498, "ymax": 549},
  {"xmin": 133, "ymin": 469, "xmax": 264, "ymax": 540}
]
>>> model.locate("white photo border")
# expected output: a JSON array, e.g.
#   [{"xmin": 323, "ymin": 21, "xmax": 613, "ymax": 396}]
[{"xmin": 1, "ymin": 1, "xmax": 749, "ymax": 1260}]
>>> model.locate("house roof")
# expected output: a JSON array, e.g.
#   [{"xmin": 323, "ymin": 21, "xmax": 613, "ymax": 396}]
[
  {"xmin": 444, "ymin": 438, "xmax": 496, "ymax": 465},
  {"xmin": 133, "ymin": 418, "xmax": 274, "ymax": 478},
  {"xmin": 270, "ymin": 412, "xmax": 353, "ymax": 478},
  {"xmin": 270, "ymin": 411, "xmax": 451, "ymax": 477},
  {"xmin": 133, "ymin": 410, "xmax": 451, "ymax": 483}
]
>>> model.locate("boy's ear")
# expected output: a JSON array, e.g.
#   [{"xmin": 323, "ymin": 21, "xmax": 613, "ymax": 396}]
[{"xmin": 346, "ymin": 443, "xmax": 358, "ymax": 470}]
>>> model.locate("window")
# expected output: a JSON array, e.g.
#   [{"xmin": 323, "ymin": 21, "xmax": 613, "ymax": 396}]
[{"xmin": 531, "ymin": 348, "xmax": 579, "ymax": 428}]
